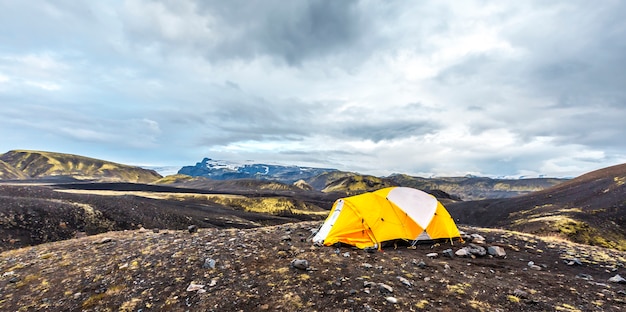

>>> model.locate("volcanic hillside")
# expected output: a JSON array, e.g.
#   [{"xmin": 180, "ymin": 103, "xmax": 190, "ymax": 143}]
[
  {"xmin": 0, "ymin": 181, "xmax": 335, "ymax": 253},
  {"xmin": 447, "ymin": 163, "xmax": 626, "ymax": 251},
  {"xmin": 0, "ymin": 160, "xmax": 26, "ymax": 180},
  {"xmin": 1, "ymin": 222, "xmax": 625, "ymax": 311},
  {"xmin": 0, "ymin": 150, "xmax": 161, "ymax": 183}
]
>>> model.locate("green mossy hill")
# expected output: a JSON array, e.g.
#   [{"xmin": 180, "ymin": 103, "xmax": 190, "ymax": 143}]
[
  {"xmin": 0, "ymin": 160, "xmax": 27, "ymax": 179},
  {"xmin": 305, "ymin": 171, "xmax": 359, "ymax": 190},
  {"xmin": 152, "ymin": 174, "xmax": 197, "ymax": 184},
  {"xmin": 389, "ymin": 174, "xmax": 567, "ymax": 200},
  {"xmin": 293, "ymin": 179, "xmax": 314, "ymax": 191},
  {"xmin": 321, "ymin": 174, "xmax": 397, "ymax": 195},
  {"xmin": 0, "ymin": 150, "xmax": 161, "ymax": 183}
]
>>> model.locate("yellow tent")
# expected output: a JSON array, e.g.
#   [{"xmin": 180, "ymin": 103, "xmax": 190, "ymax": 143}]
[{"xmin": 312, "ymin": 187, "xmax": 460, "ymax": 249}]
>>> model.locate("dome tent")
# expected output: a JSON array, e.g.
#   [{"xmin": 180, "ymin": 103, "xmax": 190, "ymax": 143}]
[{"xmin": 312, "ymin": 187, "xmax": 460, "ymax": 249}]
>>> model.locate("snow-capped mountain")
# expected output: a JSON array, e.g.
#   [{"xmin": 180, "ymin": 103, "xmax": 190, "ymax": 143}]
[{"xmin": 178, "ymin": 157, "xmax": 337, "ymax": 183}]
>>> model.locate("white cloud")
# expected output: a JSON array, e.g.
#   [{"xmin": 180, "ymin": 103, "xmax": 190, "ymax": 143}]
[{"xmin": 0, "ymin": 0, "xmax": 625, "ymax": 177}]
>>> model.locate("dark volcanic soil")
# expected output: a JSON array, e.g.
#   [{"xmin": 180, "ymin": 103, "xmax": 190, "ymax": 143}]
[
  {"xmin": 0, "ymin": 184, "xmax": 330, "ymax": 252},
  {"xmin": 1, "ymin": 222, "xmax": 625, "ymax": 311}
]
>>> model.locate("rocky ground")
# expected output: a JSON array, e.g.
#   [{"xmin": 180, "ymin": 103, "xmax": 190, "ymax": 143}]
[{"xmin": 1, "ymin": 221, "xmax": 625, "ymax": 311}]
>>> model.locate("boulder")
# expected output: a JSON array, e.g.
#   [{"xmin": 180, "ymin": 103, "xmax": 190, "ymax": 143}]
[{"xmin": 467, "ymin": 244, "xmax": 487, "ymax": 257}]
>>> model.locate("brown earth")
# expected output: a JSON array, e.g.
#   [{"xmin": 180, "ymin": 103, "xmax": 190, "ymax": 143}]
[{"xmin": 1, "ymin": 222, "xmax": 625, "ymax": 311}]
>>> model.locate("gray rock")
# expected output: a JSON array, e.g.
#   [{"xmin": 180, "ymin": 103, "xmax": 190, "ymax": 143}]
[
  {"xmin": 397, "ymin": 276, "xmax": 411, "ymax": 287},
  {"xmin": 379, "ymin": 283, "xmax": 393, "ymax": 293},
  {"xmin": 513, "ymin": 289, "xmax": 528, "ymax": 299},
  {"xmin": 487, "ymin": 246, "xmax": 506, "ymax": 258},
  {"xmin": 576, "ymin": 273, "xmax": 593, "ymax": 281},
  {"xmin": 385, "ymin": 296, "xmax": 398, "ymax": 304},
  {"xmin": 290, "ymin": 259, "xmax": 309, "ymax": 270},
  {"xmin": 467, "ymin": 244, "xmax": 487, "ymax": 257},
  {"xmin": 455, "ymin": 248, "xmax": 470, "ymax": 257},
  {"xmin": 186, "ymin": 282, "xmax": 206, "ymax": 293},
  {"xmin": 203, "ymin": 258, "xmax": 216, "ymax": 269},
  {"xmin": 470, "ymin": 234, "xmax": 486, "ymax": 244},
  {"xmin": 362, "ymin": 263, "xmax": 373, "ymax": 269},
  {"xmin": 188, "ymin": 225, "xmax": 198, "ymax": 233},
  {"xmin": 426, "ymin": 252, "xmax": 438, "ymax": 258},
  {"xmin": 442, "ymin": 249, "xmax": 454, "ymax": 258},
  {"xmin": 608, "ymin": 274, "xmax": 626, "ymax": 284},
  {"xmin": 280, "ymin": 235, "xmax": 291, "ymax": 241},
  {"xmin": 564, "ymin": 258, "xmax": 582, "ymax": 266}
]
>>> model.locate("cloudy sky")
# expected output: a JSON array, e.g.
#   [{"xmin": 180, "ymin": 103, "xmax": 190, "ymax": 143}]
[{"xmin": 1, "ymin": 0, "xmax": 626, "ymax": 178}]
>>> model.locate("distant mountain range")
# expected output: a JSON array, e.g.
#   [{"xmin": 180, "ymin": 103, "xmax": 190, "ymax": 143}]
[
  {"xmin": 0, "ymin": 150, "xmax": 567, "ymax": 200},
  {"xmin": 177, "ymin": 157, "xmax": 567, "ymax": 200},
  {"xmin": 178, "ymin": 157, "xmax": 337, "ymax": 183}
]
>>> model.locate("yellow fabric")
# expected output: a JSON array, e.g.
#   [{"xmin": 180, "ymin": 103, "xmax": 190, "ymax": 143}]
[
  {"xmin": 424, "ymin": 202, "xmax": 461, "ymax": 239},
  {"xmin": 320, "ymin": 187, "xmax": 460, "ymax": 249}
]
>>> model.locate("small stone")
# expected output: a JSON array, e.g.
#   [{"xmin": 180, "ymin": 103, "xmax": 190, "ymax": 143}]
[
  {"xmin": 397, "ymin": 276, "xmax": 411, "ymax": 287},
  {"xmin": 513, "ymin": 289, "xmax": 528, "ymax": 299},
  {"xmin": 290, "ymin": 259, "xmax": 309, "ymax": 270},
  {"xmin": 470, "ymin": 234, "xmax": 486, "ymax": 244},
  {"xmin": 385, "ymin": 296, "xmax": 398, "ymax": 304},
  {"xmin": 342, "ymin": 252, "xmax": 351, "ymax": 258},
  {"xmin": 152, "ymin": 228, "xmax": 160, "ymax": 233},
  {"xmin": 417, "ymin": 261, "xmax": 427, "ymax": 268},
  {"xmin": 455, "ymin": 248, "xmax": 470, "ymax": 257},
  {"xmin": 2, "ymin": 271, "xmax": 15, "ymax": 278},
  {"xmin": 362, "ymin": 263, "xmax": 373, "ymax": 269},
  {"xmin": 529, "ymin": 265, "xmax": 542, "ymax": 271},
  {"xmin": 93, "ymin": 237, "xmax": 113, "ymax": 245},
  {"xmin": 487, "ymin": 246, "xmax": 506, "ymax": 258},
  {"xmin": 378, "ymin": 283, "xmax": 393, "ymax": 293},
  {"xmin": 608, "ymin": 274, "xmax": 626, "ymax": 284},
  {"xmin": 186, "ymin": 282, "xmax": 205, "ymax": 292},
  {"xmin": 564, "ymin": 258, "xmax": 582, "ymax": 266},
  {"xmin": 349, "ymin": 289, "xmax": 357, "ymax": 295},
  {"xmin": 364, "ymin": 281, "xmax": 376, "ymax": 288},
  {"xmin": 203, "ymin": 258, "xmax": 216, "ymax": 269},
  {"xmin": 188, "ymin": 225, "xmax": 198, "ymax": 233},
  {"xmin": 576, "ymin": 273, "xmax": 593, "ymax": 281},
  {"xmin": 442, "ymin": 249, "xmax": 454, "ymax": 258},
  {"xmin": 280, "ymin": 235, "xmax": 291, "ymax": 241},
  {"xmin": 426, "ymin": 253, "xmax": 438, "ymax": 259}
]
